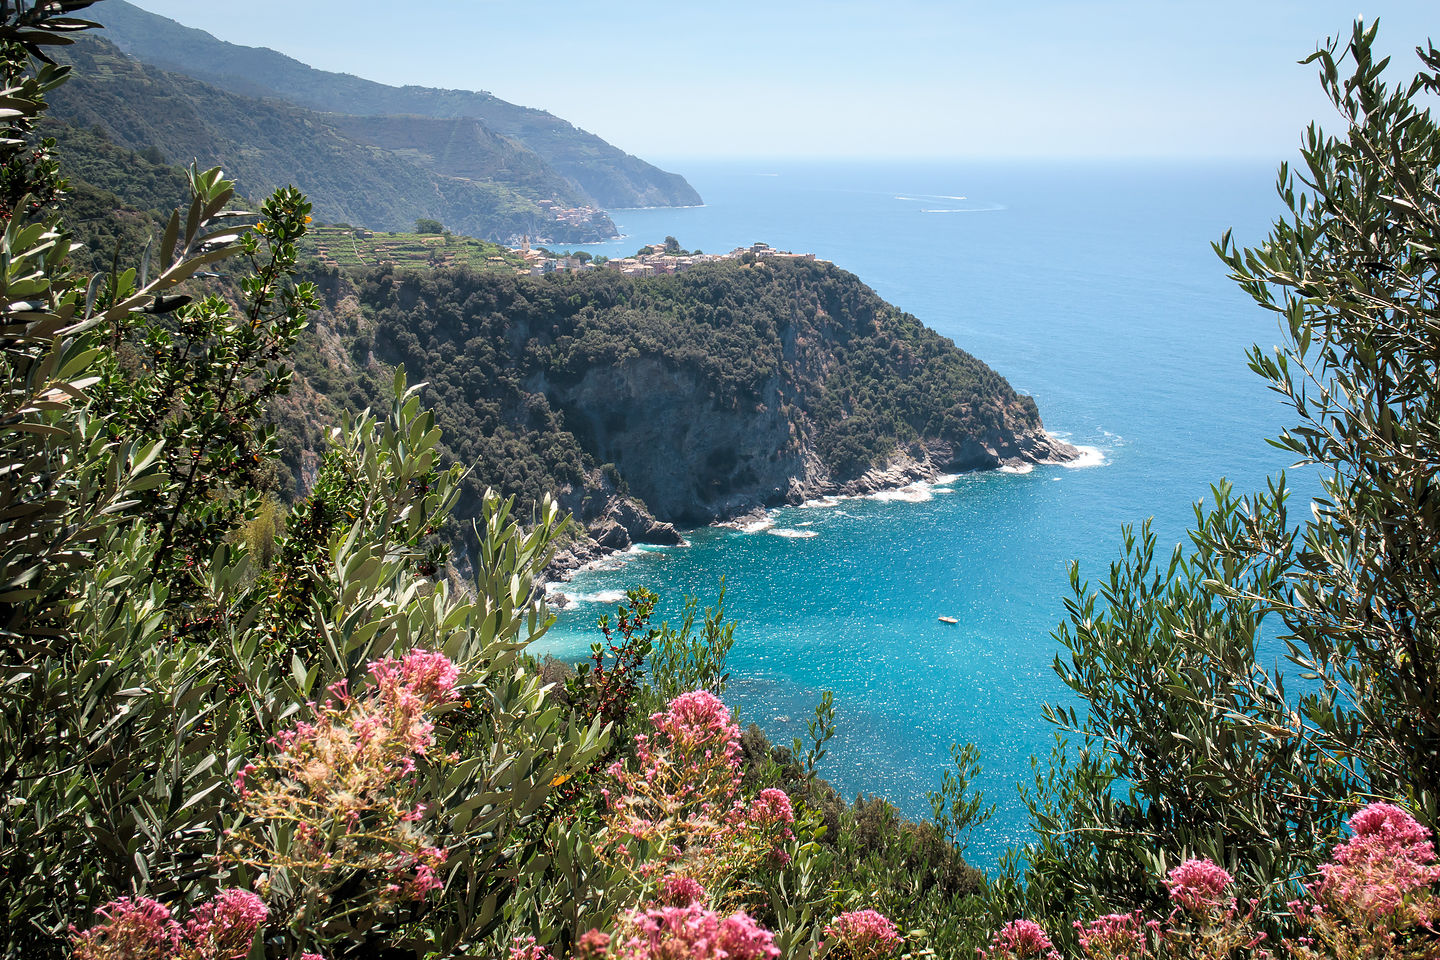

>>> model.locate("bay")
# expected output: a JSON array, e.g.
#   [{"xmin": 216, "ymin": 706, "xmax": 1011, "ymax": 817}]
[{"xmin": 534, "ymin": 158, "xmax": 1303, "ymax": 865}]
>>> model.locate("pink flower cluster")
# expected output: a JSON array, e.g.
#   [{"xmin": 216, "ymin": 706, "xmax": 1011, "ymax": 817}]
[
  {"xmin": 608, "ymin": 904, "xmax": 779, "ymax": 960},
  {"xmin": 227, "ymin": 650, "xmax": 457, "ymax": 906},
  {"xmin": 979, "ymin": 920, "xmax": 1062, "ymax": 960},
  {"xmin": 1288, "ymin": 801, "xmax": 1440, "ymax": 957},
  {"xmin": 660, "ymin": 875, "xmax": 708, "ymax": 907},
  {"xmin": 823, "ymin": 909, "xmax": 902, "ymax": 960},
  {"xmin": 1311, "ymin": 802, "xmax": 1440, "ymax": 919},
  {"xmin": 510, "ymin": 935, "xmax": 556, "ymax": 960},
  {"xmin": 70, "ymin": 890, "xmax": 270, "ymax": 960},
  {"xmin": 1164, "ymin": 858, "xmax": 1235, "ymax": 916},
  {"xmin": 602, "ymin": 691, "xmax": 796, "ymax": 891},
  {"xmin": 1074, "ymin": 911, "xmax": 1156, "ymax": 960},
  {"xmin": 610, "ymin": 691, "xmax": 743, "ymax": 810},
  {"xmin": 748, "ymin": 788, "xmax": 796, "ymax": 863}
]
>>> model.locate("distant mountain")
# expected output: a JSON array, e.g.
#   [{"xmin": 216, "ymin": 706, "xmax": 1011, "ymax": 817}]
[
  {"xmin": 93, "ymin": 0, "xmax": 702, "ymax": 210},
  {"xmin": 48, "ymin": 37, "xmax": 617, "ymax": 243}
]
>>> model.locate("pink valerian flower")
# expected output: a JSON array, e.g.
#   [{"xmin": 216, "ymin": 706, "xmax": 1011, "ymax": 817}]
[
  {"xmin": 715, "ymin": 910, "xmax": 779, "ymax": 960},
  {"xmin": 509, "ymin": 935, "xmax": 555, "ymax": 960},
  {"xmin": 576, "ymin": 929, "xmax": 612, "ymax": 960},
  {"xmin": 1165, "ymin": 858, "xmax": 1235, "ymax": 915},
  {"xmin": 401, "ymin": 846, "xmax": 448, "ymax": 899},
  {"xmin": 224, "ymin": 651, "xmax": 457, "ymax": 909},
  {"xmin": 71, "ymin": 891, "xmax": 269, "ymax": 960},
  {"xmin": 182, "ymin": 888, "xmax": 268, "ymax": 959},
  {"xmin": 979, "ymin": 920, "xmax": 1062, "ymax": 960},
  {"xmin": 603, "ymin": 691, "xmax": 782, "ymax": 892},
  {"xmin": 300, "ymin": 954, "xmax": 326, "ymax": 960},
  {"xmin": 748, "ymin": 789, "xmax": 794, "ymax": 833},
  {"xmin": 609, "ymin": 904, "xmax": 779, "ymax": 960},
  {"xmin": 1286, "ymin": 802, "xmax": 1440, "ymax": 958},
  {"xmin": 659, "ymin": 874, "xmax": 707, "ymax": 907},
  {"xmin": 748, "ymin": 788, "xmax": 795, "ymax": 864},
  {"xmin": 1075, "ymin": 911, "xmax": 1157, "ymax": 960},
  {"xmin": 1310, "ymin": 802, "xmax": 1440, "ymax": 919},
  {"xmin": 369, "ymin": 649, "xmax": 460, "ymax": 707},
  {"xmin": 823, "ymin": 909, "xmax": 902, "ymax": 960},
  {"xmin": 71, "ymin": 897, "xmax": 181, "ymax": 960}
]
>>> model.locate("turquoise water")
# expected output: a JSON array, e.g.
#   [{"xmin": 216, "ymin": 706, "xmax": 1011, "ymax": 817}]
[{"xmin": 536, "ymin": 160, "xmax": 1305, "ymax": 864}]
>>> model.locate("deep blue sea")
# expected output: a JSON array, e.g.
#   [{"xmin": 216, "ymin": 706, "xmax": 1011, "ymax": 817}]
[{"xmin": 533, "ymin": 159, "xmax": 1306, "ymax": 865}]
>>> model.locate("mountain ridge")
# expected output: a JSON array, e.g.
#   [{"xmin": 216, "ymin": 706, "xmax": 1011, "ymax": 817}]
[
  {"xmin": 48, "ymin": 36, "xmax": 618, "ymax": 243},
  {"xmin": 93, "ymin": 0, "xmax": 702, "ymax": 210}
]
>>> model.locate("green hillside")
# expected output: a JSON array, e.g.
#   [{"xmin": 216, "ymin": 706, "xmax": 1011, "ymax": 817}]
[
  {"xmin": 48, "ymin": 37, "xmax": 618, "ymax": 243},
  {"xmin": 94, "ymin": 0, "xmax": 702, "ymax": 210}
]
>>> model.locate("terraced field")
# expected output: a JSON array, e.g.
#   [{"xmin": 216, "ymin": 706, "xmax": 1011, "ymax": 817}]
[{"xmin": 304, "ymin": 225, "xmax": 526, "ymax": 273}]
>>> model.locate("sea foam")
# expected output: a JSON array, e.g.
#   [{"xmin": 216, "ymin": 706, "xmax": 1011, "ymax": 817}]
[
  {"xmin": 768, "ymin": 528, "xmax": 818, "ymax": 539},
  {"xmin": 1061, "ymin": 445, "xmax": 1108, "ymax": 469},
  {"xmin": 870, "ymin": 483, "xmax": 933, "ymax": 503}
]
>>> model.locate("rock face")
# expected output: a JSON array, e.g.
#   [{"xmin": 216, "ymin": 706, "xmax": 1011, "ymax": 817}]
[{"xmin": 542, "ymin": 359, "xmax": 1078, "ymax": 530}]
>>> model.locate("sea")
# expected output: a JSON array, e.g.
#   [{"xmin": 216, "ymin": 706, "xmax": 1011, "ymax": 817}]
[{"xmin": 532, "ymin": 158, "xmax": 1308, "ymax": 866}]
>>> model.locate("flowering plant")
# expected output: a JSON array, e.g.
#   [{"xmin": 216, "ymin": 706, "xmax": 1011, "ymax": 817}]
[
  {"xmin": 980, "ymin": 919, "xmax": 1063, "ymax": 960},
  {"xmin": 601, "ymin": 691, "xmax": 795, "ymax": 903},
  {"xmin": 1287, "ymin": 802, "xmax": 1440, "ymax": 959},
  {"xmin": 225, "ymin": 650, "xmax": 458, "ymax": 910},
  {"xmin": 1074, "ymin": 911, "xmax": 1159, "ymax": 960},
  {"xmin": 822, "ymin": 909, "xmax": 902, "ymax": 960},
  {"xmin": 70, "ymin": 890, "xmax": 271, "ymax": 960}
]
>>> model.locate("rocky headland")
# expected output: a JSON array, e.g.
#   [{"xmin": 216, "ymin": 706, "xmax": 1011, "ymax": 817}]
[{"xmin": 278, "ymin": 255, "xmax": 1077, "ymax": 583}]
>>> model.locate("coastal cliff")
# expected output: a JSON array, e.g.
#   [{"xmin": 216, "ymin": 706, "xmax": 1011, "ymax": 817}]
[{"xmin": 280, "ymin": 256, "xmax": 1076, "ymax": 578}]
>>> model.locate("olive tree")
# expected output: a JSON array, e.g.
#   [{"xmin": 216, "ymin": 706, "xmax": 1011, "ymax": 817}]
[{"xmin": 1012, "ymin": 19, "xmax": 1440, "ymax": 934}]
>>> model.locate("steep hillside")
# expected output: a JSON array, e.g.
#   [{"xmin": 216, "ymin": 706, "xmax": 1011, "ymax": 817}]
[
  {"xmin": 285, "ymin": 258, "xmax": 1076, "ymax": 571},
  {"xmin": 94, "ymin": 0, "xmax": 703, "ymax": 210},
  {"xmin": 326, "ymin": 114, "xmax": 577, "ymax": 196},
  {"xmin": 48, "ymin": 37, "xmax": 617, "ymax": 243}
]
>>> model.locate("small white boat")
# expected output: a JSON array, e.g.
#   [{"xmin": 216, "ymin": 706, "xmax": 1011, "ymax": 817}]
[{"xmin": 938, "ymin": 615, "xmax": 958, "ymax": 624}]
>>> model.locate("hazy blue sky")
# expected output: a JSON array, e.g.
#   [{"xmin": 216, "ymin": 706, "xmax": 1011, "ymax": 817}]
[{"xmin": 123, "ymin": 1, "xmax": 1436, "ymax": 161}]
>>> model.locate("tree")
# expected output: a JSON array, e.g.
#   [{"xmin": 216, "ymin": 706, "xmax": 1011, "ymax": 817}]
[
  {"xmin": 414, "ymin": 217, "xmax": 443, "ymax": 234},
  {"xmin": 1012, "ymin": 19, "xmax": 1440, "ymax": 936}
]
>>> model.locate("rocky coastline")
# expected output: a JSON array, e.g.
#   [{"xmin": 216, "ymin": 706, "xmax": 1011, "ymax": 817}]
[{"xmin": 543, "ymin": 428, "xmax": 1081, "ymax": 593}]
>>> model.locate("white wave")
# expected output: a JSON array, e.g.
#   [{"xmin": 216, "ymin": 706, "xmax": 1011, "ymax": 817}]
[
  {"xmin": 738, "ymin": 517, "xmax": 776, "ymax": 533},
  {"xmin": 934, "ymin": 486, "xmax": 956, "ymax": 493},
  {"xmin": 797, "ymin": 520, "xmax": 815, "ymax": 527},
  {"xmin": 999, "ymin": 463, "xmax": 1035, "ymax": 475},
  {"xmin": 768, "ymin": 528, "xmax": 818, "ymax": 539},
  {"xmin": 626, "ymin": 541, "xmax": 686, "ymax": 554},
  {"xmin": 799, "ymin": 495, "xmax": 844, "ymax": 509},
  {"xmin": 569, "ymin": 589, "xmax": 628, "ymax": 605},
  {"xmin": 935, "ymin": 473, "xmax": 960, "ymax": 484},
  {"xmin": 1060, "ymin": 444, "xmax": 1108, "ymax": 468},
  {"xmin": 870, "ymin": 483, "xmax": 933, "ymax": 503}
]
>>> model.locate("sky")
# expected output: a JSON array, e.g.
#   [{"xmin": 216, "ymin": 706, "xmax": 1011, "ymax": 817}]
[{"xmin": 122, "ymin": 1, "xmax": 1437, "ymax": 161}]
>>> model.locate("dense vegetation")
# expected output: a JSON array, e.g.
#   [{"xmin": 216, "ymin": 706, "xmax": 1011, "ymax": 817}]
[
  {"xmin": 48, "ymin": 36, "xmax": 617, "ymax": 243},
  {"xmin": 344, "ymin": 258, "xmax": 1041, "ymax": 526},
  {"xmin": 1, "ymin": 7, "xmax": 1438, "ymax": 960},
  {"xmin": 94, "ymin": 0, "xmax": 702, "ymax": 211}
]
